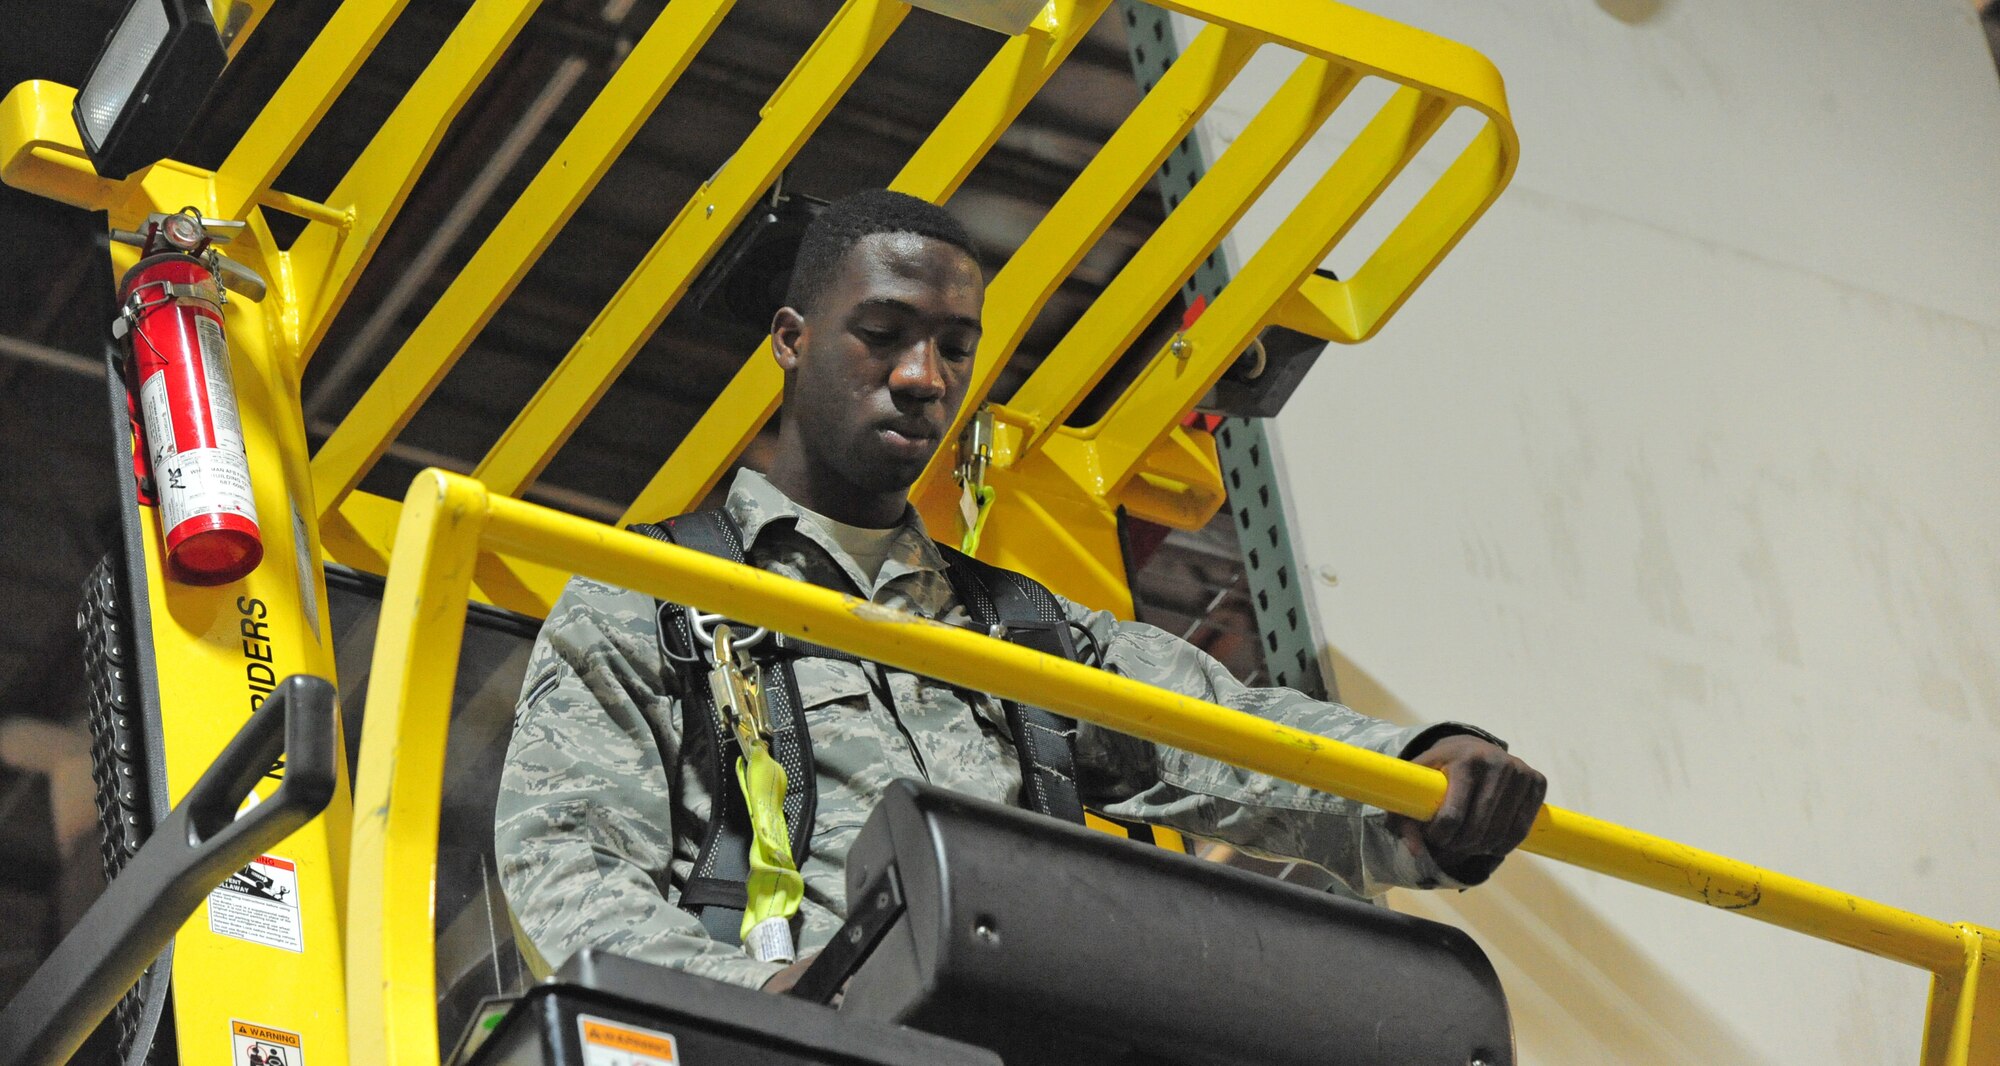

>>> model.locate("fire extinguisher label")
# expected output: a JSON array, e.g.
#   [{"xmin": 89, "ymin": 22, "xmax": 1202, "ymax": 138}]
[
  {"xmin": 160, "ymin": 447, "xmax": 260, "ymax": 534},
  {"xmin": 194, "ymin": 315, "xmax": 245, "ymax": 453},
  {"xmin": 140, "ymin": 371, "xmax": 178, "ymax": 464}
]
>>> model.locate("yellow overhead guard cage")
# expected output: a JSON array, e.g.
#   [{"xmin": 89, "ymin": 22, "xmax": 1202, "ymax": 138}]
[{"xmin": 1, "ymin": 0, "xmax": 1993, "ymax": 1064}]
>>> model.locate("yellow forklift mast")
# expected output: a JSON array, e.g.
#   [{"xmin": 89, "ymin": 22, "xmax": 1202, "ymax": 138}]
[{"xmin": 0, "ymin": 0, "xmax": 1994, "ymax": 1063}]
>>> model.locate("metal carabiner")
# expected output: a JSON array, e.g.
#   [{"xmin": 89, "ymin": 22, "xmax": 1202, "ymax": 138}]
[{"xmin": 708, "ymin": 625, "xmax": 772, "ymax": 751}]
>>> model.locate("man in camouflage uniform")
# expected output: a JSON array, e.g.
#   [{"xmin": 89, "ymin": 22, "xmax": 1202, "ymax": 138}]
[{"xmin": 496, "ymin": 190, "xmax": 1547, "ymax": 992}]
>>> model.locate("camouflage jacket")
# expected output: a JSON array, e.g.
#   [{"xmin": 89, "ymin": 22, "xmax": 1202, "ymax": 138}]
[{"xmin": 496, "ymin": 470, "xmax": 1478, "ymax": 989}]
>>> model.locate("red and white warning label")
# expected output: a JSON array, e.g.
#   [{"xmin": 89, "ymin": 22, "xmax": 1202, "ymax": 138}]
[
  {"xmin": 209, "ymin": 854, "xmax": 303, "ymax": 953},
  {"xmin": 578, "ymin": 1015, "xmax": 678, "ymax": 1066},
  {"xmin": 140, "ymin": 372, "xmax": 178, "ymax": 464},
  {"xmin": 231, "ymin": 1019, "xmax": 303, "ymax": 1066}
]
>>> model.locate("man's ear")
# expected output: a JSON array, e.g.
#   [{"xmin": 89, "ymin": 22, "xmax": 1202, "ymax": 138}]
[{"xmin": 770, "ymin": 306, "xmax": 806, "ymax": 371}]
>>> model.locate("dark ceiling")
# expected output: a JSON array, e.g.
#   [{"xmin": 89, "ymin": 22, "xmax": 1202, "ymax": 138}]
[{"xmin": 0, "ymin": 0, "xmax": 1265, "ymax": 740}]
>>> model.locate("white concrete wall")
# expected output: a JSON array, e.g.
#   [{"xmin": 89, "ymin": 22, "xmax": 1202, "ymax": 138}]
[{"xmin": 1183, "ymin": 2, "xmax": 2000, "ymax": 1062}]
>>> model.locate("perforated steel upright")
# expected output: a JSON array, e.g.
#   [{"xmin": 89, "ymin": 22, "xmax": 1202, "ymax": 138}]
[{"xmin": 1117, "ymin": 0, "xmax": 1330, "ymax": 698}]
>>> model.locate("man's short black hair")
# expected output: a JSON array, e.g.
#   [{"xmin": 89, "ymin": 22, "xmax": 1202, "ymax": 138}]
[{"xmin": 785, "ymin": 189, "xmax": 980, "ymax": 314}]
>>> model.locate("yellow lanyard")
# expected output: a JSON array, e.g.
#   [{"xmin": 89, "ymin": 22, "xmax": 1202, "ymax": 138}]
[{"xmin": 708, "ymin": 626, "xmax": 805, "ymax": 961}]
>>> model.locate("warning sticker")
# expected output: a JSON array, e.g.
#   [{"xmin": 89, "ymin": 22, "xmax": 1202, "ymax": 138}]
[
  {"xmin": 578, "ymin": 1015, "xmax": 678, "ymax": 1066},
  {"xmin": 209, "ymin": 854, "xmax": 303, "ymax": 953},
  {"xmin": 231, "ymin": 1019, "xmax": 303, "ymax": 1066},
  {"xmin": 159, "ymin": 446, "xmax": 260, "ymax": 534},
  {"xmin": 139, "ymin": 372, "xmax": 178, "ymax": 464}
]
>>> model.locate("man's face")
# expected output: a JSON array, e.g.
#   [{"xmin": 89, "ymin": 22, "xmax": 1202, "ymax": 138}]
[{"xmin": 773, "ymin": 231, "xmax": 983, "ymax": 504}]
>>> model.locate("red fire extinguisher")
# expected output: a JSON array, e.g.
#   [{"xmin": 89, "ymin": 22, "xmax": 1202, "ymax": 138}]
[{"xmin": 112, "ymin": 208, "xmax": 268, "ymax": 586}]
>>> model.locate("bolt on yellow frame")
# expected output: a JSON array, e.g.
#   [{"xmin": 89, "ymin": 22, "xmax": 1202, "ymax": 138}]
[{"xmin": 359, "ymin": 469, "xmax": 1999, "ymax": 1066}]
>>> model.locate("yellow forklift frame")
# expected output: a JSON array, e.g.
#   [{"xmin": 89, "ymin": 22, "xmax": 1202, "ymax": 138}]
[{"xmin": 1, "ymin": 0, "xmax": 1991, "ymax": 1063}]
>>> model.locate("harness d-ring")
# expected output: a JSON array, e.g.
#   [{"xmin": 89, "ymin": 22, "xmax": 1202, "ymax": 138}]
[{"xmin": 686, "ymin": 607, "xmax": 768, "ymax": 651}]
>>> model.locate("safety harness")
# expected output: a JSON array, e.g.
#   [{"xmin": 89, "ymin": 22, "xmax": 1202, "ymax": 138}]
[{"xmin": 628, "ymin": 510, "xmax": 1087, "ymax": 956}]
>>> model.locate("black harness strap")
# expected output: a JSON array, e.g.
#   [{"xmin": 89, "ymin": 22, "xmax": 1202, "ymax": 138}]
[
  {"xmin": 936, "ymin": 546, "xmax": 1088, "ymax": 826},
  {"xmin": 629, "ymin": 511, "xmax": 1089, "ymax": 942},
  {"xmin": 629, "ymin": 512, "xmax": 817, "ymax": 944}
]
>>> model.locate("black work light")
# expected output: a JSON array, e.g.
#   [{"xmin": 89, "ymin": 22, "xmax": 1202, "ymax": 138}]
[{"xmin": 72, "ymin": 0, "xmax": 227, "ymax": 181}]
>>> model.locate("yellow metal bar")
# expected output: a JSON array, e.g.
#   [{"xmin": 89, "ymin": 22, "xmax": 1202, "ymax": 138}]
[
  {"xmin": 617, "ymin": 0, "xmax": 1114, "ymax": 525},
  {"xmin": 1, "ymin": 81, "xmax": 218, "ymax": 226},
  {"xmin": 1249, "ymin": 124, "xmax": 1513, "ymax": 350},
  {"xmin": 943, "ymin": 18, "xmax": 1257, "ymax": 422},
  {"xmin": 255, "ymin": 187, "xmax": 352, "ymax": 231},
  {"xmin": 905, "ymin": 19, "xmax": 1259, "ymax": 526},
  {"xmin": 482, "ymin": 504, "xmax": 1969, "ymax": 972},
  {"xmin": 963, "ymin": 0, "xmax": 1516, "ymax": 531},
  {"xmin": 357, "ymin": 473, "xmax": 1980, "ymax": 986},
  {"xmin": 1001, "ymin": 55, "xmax": 1358, "ymax": 451},
  {"xmin": 284, "ymin": 0, "xmax": 544, "ymax": 362},
  {"xmin": 472, "ymin": 0, "xmax": 909, "ymax": 499},
  {"xmin": 322, "ymin": 487, "xmax": 571, "ymax": 616},
  {"xmin": 1, "ymin": 81, "xmax": 123, "ymax": 209},
  {"xmin": 1340, "ymin": 118, "xmax": 1510, "ymax": 338},
  {"xmin": 1266, "ymin": 269, "xmax": 1354, "ymax": 341},
  {"xmin": 309, "ymin": 0, "xmax": 739, "ymax": 525},
  {"xmin": 886, "ymin": 0, "xmax": 1114, "ymax": 205},
  {"xmin": 1087, "ymin": 87, "xmax": 1451, "ymax": 491},
  {"xmin": 347, "ymin": 475, "xmax": 490, "ymax": 1066},
  {"xmin": 213, "ymin": 0, "xmax": 412, "ymax": 220},
  {"xmin": 1922, "ymin": 923, "xmax": 2000, "ymax": 1065},
  {"xmin": 1162, "ymin": 0, "xmax": 1517, "ymax": 350},
  {"xmin": 1161, "ymin": 0, "xmax": 1512, "ymax": 117}
]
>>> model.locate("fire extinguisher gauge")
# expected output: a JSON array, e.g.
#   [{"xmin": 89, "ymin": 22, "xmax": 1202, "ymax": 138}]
[{"xmin": 160, "ymin": 211, "xmax": 206, "ymax": 252}]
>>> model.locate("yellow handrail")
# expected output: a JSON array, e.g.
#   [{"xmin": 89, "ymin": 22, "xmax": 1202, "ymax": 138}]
[{"xmin": 352, "ymin": 470, "xmax": 1998, "ymax": 1065}]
